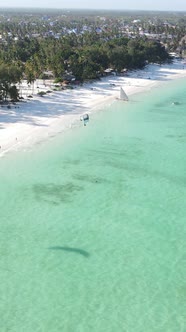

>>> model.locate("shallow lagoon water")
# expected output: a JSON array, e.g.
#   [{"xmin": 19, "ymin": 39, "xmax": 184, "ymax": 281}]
[{"xmin": 0, "ymin": 78, "xmax": 186, "ymax": 331}]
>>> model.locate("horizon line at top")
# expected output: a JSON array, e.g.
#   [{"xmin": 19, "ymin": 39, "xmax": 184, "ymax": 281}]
[{"xmin": 0, "ymin": 7, "xmax": 186, "ymax": 13}]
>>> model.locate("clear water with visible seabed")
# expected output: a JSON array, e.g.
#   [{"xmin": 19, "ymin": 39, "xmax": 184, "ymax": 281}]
[{"xmin": 0, "ymin": 77, "xmax": 186, "ymax": 332}]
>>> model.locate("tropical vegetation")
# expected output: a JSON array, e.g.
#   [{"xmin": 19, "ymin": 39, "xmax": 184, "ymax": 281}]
[{"xmin": 1, "ymin": 8, "xmax": 185, "ymax": 101}]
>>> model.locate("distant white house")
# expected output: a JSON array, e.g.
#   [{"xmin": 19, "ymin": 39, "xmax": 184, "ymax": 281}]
[
  {"xmin": 104, "ymin": 68, "xmax": 116, "ymax": 76},
  {"xmin": 132, "ymin": 19, "xmax": 141, "ymax": 23}
]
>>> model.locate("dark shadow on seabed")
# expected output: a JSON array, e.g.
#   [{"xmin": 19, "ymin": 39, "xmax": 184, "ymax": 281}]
[
  {"xmin": 48, "ymin": 246, "xmax": 90, "ymax": 258},
  {"xmin": 33, "ymin": 182, "xmax": 83, "ymax": 205}
]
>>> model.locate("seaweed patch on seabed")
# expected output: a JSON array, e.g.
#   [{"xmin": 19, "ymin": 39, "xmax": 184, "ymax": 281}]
[
  {"xmin": 33, "ymin": 182, "xmax": 83, "ymax": 205},
  {"xmin": 166, "ymin": 134, "xmax": 186, "ymax": 141},
  {"xmin": 61, "ymin": 159, "xmax": 82, "ymax": 169},
  {"xmin": 72, "ymin": 173, "xmax": 109, "ymax": 184}
]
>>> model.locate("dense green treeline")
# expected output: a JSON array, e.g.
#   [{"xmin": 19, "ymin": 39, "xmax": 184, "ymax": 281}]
[{"xmin": 0, "ymin": 33, "xmax": 170, "ymax": 101}]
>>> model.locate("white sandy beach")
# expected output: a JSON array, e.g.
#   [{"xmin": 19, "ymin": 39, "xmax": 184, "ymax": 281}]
[{"xmin": 0, "ymin": 60, "xmax": 186, "ymax": 157}]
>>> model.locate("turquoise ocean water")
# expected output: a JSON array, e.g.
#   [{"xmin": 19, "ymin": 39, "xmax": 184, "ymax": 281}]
[{"xmin": 0, "ymin": 78, "xmax": 186, "ymax": 331}]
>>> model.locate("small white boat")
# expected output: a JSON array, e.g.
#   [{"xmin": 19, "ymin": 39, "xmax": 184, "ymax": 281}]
[
  {"xmin": 80, "ymin": 113, "xmax": 89, "ymax": 126},
  {"xmin": 80, "ymin": 114, "xmax": 89, "ymax": 121},
  {"xmin": 119, "ymin": 87, "xmax": 128, "ymax": 101}
]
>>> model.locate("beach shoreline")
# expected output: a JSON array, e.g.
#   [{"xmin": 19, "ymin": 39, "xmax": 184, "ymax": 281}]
[{"xmin": 0, "ymin": 60, "xmax": 186, "ymax": 157}]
